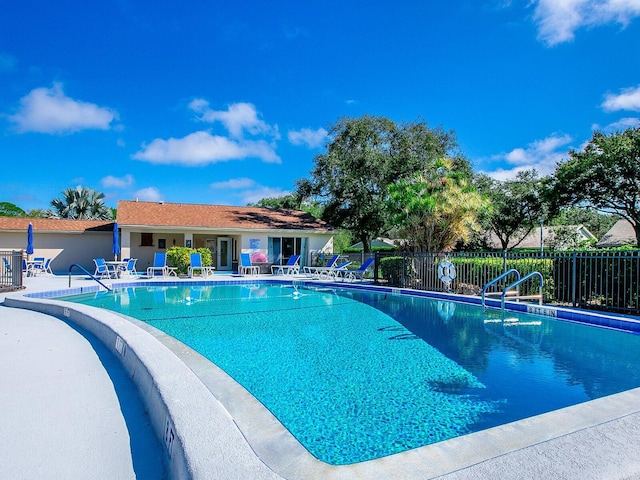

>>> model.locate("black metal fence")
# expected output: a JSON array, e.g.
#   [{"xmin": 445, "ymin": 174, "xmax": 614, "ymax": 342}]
[
  {"xmin": 0, "ymin": 250, "xmax": 24, "ymax": 290},
  {"xmin": 340, "ymin": 250, "xmax": 640, "ymax": 316}
]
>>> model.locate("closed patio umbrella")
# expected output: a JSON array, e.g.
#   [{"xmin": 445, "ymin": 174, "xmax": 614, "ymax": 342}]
[
  {"xmin": 112, "ymin": 221, "xmax": 120, "ymax": 260},
  {"xmin": 26, "ymin": 223, "xmax": 34, "ymax": 259}
]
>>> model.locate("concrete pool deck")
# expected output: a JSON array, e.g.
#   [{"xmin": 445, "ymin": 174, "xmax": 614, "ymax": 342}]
[{"xmin": 2, "ymin": 273, "xmax": 640, "ymax": 479}]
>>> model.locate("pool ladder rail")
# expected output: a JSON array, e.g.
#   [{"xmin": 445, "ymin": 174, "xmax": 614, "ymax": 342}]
[{"xmin": 481, "ymin": 269, "xmax": 543, "ymax": 311}]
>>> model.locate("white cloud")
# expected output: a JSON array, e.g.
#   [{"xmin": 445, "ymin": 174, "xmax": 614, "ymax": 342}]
[
  {"xmin": 134, "ymin": 187, "xmax": 163, "ymax": 202},
  {"xmin": 9, "ymin": 83, "xmax": 117, "ymax": 134},
  {"xmin": 101, "ymin": 174, "xmax": 134, "ymax": 189},
  {"xmin": 485, "ymin": 133, "xmax": 573, "ymax": 180},
  {"xmin": 532, "ymin": 0, "xmax": 640, "ymax": 45},
  {"xmin": 288, "ymin": 127, "xmax": 328, "ymax": 149},
  {"xmin": 210, "ymin": 178, "xmax": 256, "ymax": 189},
  {"xmin": 209, "ymin": 177, "xmax": 290, "ymax": 205},
  {"xmin": 602, "ymin": 85, "xmax": 640, "ymax": 112},
  {"xmin": 593, "ymin": 117, "xmax": 640, "ymax": 132},
  {"xmin": 132, "ymin": 130, "xmax": 281, "ymax": 165},
  {"xmin": 241, "ymin": 186, "xmax": 291, "ymax": 205},
  {"xmin": 189, "ymin": 99, "xmax": 278, "ymax": 139}
]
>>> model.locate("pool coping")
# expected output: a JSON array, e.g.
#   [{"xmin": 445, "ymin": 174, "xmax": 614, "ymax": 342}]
[{"xmin": 6, "ymin": 277, "xmax": 640, "ymax": 479}]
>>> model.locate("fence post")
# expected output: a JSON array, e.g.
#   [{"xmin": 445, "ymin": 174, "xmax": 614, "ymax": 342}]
[{"xmin": 571, "ymin": 249, "xmax": 577, "ymax": 308}]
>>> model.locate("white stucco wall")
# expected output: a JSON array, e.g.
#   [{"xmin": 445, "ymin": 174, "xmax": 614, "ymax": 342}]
[{"xmin": 0, "ymin": 231, "xmax": 112, "ymax": 274}]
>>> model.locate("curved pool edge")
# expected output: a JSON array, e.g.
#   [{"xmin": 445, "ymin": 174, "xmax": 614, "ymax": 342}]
[{"xmin": 5, "ymin": 278, "xmax": 640, "ymax": 479}]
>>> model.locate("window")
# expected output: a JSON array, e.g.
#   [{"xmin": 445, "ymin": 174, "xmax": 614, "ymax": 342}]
[
  {"xmin": 141, "ymin": 233, "xmax": 153, "ymax": 247},
  {"xmin": 158, "ymin": 239, "xmax": 166, "ymax": 249},
  {"xmin": 268, "ymin": 236, "xmax": 307, "ymax": 265}
]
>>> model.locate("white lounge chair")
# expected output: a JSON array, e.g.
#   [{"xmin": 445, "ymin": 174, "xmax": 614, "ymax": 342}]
[
  {"xmin": 188, "ymin": 253, "xmax": 215, "ymax": 277},
  {"xmin": 146, "ymin": 252, "xmax": 177, "ymax": 277},
  {"xmin": 341, "ymin": 257, "xmax": 375, "ymax": 282},
  {"xmin": 239, "ymin": 253, "xmax": 260, "ymax": 276},
  {"xmin": 271, "ymin": 255, "xmax": 300, "ymax": 275}
]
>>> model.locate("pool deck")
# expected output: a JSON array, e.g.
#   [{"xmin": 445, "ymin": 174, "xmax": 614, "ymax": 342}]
[{"xmin": 2, "ymin": 273, "xmax": 640, "ymax": 479}]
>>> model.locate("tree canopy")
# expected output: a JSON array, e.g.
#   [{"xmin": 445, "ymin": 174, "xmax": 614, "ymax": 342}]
[
  {"xmin": 474, "ymin": 169, "xmax": 545, "ymax": 251},
  {"xmin": 296, "ymin": 115, "xmax": 463, "ymax": 251},
  {"xmin": 548, "ymin": 126, "xmax": 640, "ymax": 246},
  {"xmin": 48, "ymin": 186, "xmax": 113, "ymax": 220},
  {"xmin": 0, "ymin": 202, "xmax": 26, "ymax": 217},
  {"xmin": 387, "ymin": 157, "xmax": 487, "ymax": 251}
]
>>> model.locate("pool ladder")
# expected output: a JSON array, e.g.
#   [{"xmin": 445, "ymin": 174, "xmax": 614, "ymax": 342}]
[
  {"xmin": 68, "ymin": 263, "xmax": 113, "ymax": 292},
  {"xmin": 481, "ymin": 269, "xmax": 543, "ymax": 311}
]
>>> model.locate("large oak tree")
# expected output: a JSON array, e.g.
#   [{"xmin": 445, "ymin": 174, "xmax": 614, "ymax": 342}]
[{"xmin": 548, "ymin": 126, "xmax": 640, "ymax": 246}]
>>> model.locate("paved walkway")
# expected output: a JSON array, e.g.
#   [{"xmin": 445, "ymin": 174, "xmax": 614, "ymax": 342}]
[{"xmin": 0, "ymin": 300, "xmax": 165, "ymax": 479}]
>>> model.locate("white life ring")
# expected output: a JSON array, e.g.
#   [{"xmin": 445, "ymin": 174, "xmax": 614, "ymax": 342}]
[{"xmin": 438, "ymin": 260, "xmax": 456, "ymax": 284}]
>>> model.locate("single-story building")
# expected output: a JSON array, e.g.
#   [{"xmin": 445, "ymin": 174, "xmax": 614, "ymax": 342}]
[
  {"xmin": 0, "ymin": 200, "xmax": 336, "ymax": 274},
  {"xmin": 596, "ymin": 219, "xmax": 637, "ymax": 248},
  {"xmin": 116, "ymin": 200, "xmax": 335, "ymax": 273}
]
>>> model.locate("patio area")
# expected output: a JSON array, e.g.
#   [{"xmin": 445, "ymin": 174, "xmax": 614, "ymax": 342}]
[{"xmin": 2, "ymin": 274, "xmax": 640, "ymax": 479}]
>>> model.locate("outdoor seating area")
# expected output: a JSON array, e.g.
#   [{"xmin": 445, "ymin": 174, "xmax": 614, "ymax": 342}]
[
  {"xmin": 23, "ymin": 257, "xmax": 53, "ymax": 277},
  {"xmin": 93, "ymin": 257, "xmax": 140, "ymax": 279}
]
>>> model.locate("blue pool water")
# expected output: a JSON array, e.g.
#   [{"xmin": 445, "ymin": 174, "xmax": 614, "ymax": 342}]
[{"xmin": 61, "ymin": 283, "xmax": 640, "ymax": 465}]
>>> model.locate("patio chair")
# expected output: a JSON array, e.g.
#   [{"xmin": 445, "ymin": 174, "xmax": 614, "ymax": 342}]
[
  {"xmin": 271, "ymin": 255, "xmax": 300, "ymax": 275},
  {"xmin": 2, "ymin": 257, "xmax": 12, "ymax": 274},
  {"xmin": 188, "ymin": 253, "xmax": 215, "ymax": 278},
  {"xmin": 122, "ymin": 258, "xmax": 139, "ymax": 277},
  {"xmin": 147, "ymin": 252, "xmax": 169, "ymax": 277},
  {"xmin": 341, "ymin": 257, "xmax": 375, "ymax": 282},
  {"xmin": 319, "ymin": 260, "xmax": 352, "ymax": 280},
  {"xmin": 239, "ymin": 253, "xmax": 260, "ymax": 276},
  {"xmin": 42, "ymin": 258, "xmax": 54, "ymax": 276},
  {"xmin": 302, "ymin": 254, "xmax": 340, "ymax": 276},
  {"xmin": 93, "ymin": 258, "xmax": 111, "ymax": 279}
]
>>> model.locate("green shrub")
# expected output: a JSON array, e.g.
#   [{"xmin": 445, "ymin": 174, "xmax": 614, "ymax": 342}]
[
  {"xmin": 380, "ymin": 256, "xmax": 411, "ymax": 286},
  {"xmin": 167, "ymin": 246, "xmax": 213, "ymax": 275}
]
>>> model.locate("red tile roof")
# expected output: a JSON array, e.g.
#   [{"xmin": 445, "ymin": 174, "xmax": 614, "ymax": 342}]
[
  {"xmin": 0, "ymin": 217, "xmax": 112, "ymax": 232},
  {"xmin": 116, "ymin": 200, "xmax": 334, "ymax": 232}
]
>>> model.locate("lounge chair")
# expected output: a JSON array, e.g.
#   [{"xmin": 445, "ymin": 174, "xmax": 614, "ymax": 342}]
[
  {"xmin": 271, "ymin": 255, "xmax": 300, "ymax": 275},
  {"xmin": 2, "ymin": 257, "xmax": 12, "ymax": 274},
  {"xmin": 341, "ymin": 257, "xmax": 375, "ymax": 282},
  {"xmin": 93, "ymin": 258, "xmax": 112, "ymax": 279},
  {"xmin": 188, "ymin": 253, "xmax": 215, "ymax": 278},
  {"xmin": 239, "ymin": 253, "xmax": 260, "ymax": 276},
  {"xmin": 306, "ymin": 260, "xmax": 351, "ymax": 280},
  {"xmin": 302, "ymin": 254, "xmax": 339, "ymax": 276},
  {"xmin": 147, "ymin": 252, "xmax": 176, "ymax": 277}
]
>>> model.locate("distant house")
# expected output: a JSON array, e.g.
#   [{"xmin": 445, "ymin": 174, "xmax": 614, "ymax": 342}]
[
  {"xmin": 0, "ymin": 200, "xmax": 336, "ymax": 273},
  {"xmin": 596, "ymin": 219, "xmax": 637, "ymax": 248},
  {"xmin": 349, "ymin": 238, "xmax": 397, "ymax": 250},
  {"xmin": 484, "ymin": 225, "xmax": 597, "ymax": 251}
]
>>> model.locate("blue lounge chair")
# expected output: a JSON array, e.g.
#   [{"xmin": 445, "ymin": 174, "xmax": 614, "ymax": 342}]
[
  {"xmin": 239, "ymin": 253, "xmax": 260, "ymax": 276},
  {"xmin": 188, "ymin": 253, "xmax": 215, "ymax": 278},
  {"xmin": 147, "ymin": 252, "xmax": 171, "ymax": 277},
  {"xmin": 342, "ymin": 257, "xmax": 375, "ymax": 282},
  {"xmin": 2, "ymin": 257, "xmax": 12, "ymax": 273},
  {"xmin": 271, "ymin": 255, "xmax": 300, "ymax": 275}
]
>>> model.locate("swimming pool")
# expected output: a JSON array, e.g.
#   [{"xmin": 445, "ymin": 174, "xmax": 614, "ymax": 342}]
[{"xmin": 60, "ymin": 282, "xmax": 640, "ymax": 465}]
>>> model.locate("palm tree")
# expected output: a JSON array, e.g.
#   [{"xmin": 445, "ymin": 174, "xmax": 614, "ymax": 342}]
[{"xmin": 48, "ymin": 186, "xmax": 113, "ymax": 220}]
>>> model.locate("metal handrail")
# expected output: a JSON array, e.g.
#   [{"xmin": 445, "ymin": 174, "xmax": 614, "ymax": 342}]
[
  {"xmin": 68, "ymin": 263, "xmax": 112, "ymax": 292},
  {"xmin": 501, "ymin": 271, "xmax": 544, "ymax": 310},
  {"xmin": 481, "ymin": 269, "xmax": 521, "ymax": 309}
]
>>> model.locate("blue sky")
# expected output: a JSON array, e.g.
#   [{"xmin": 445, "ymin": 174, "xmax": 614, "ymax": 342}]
[{"xmin": 1, "ymin": 0, "xmax": 639, "ymax": 212}]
